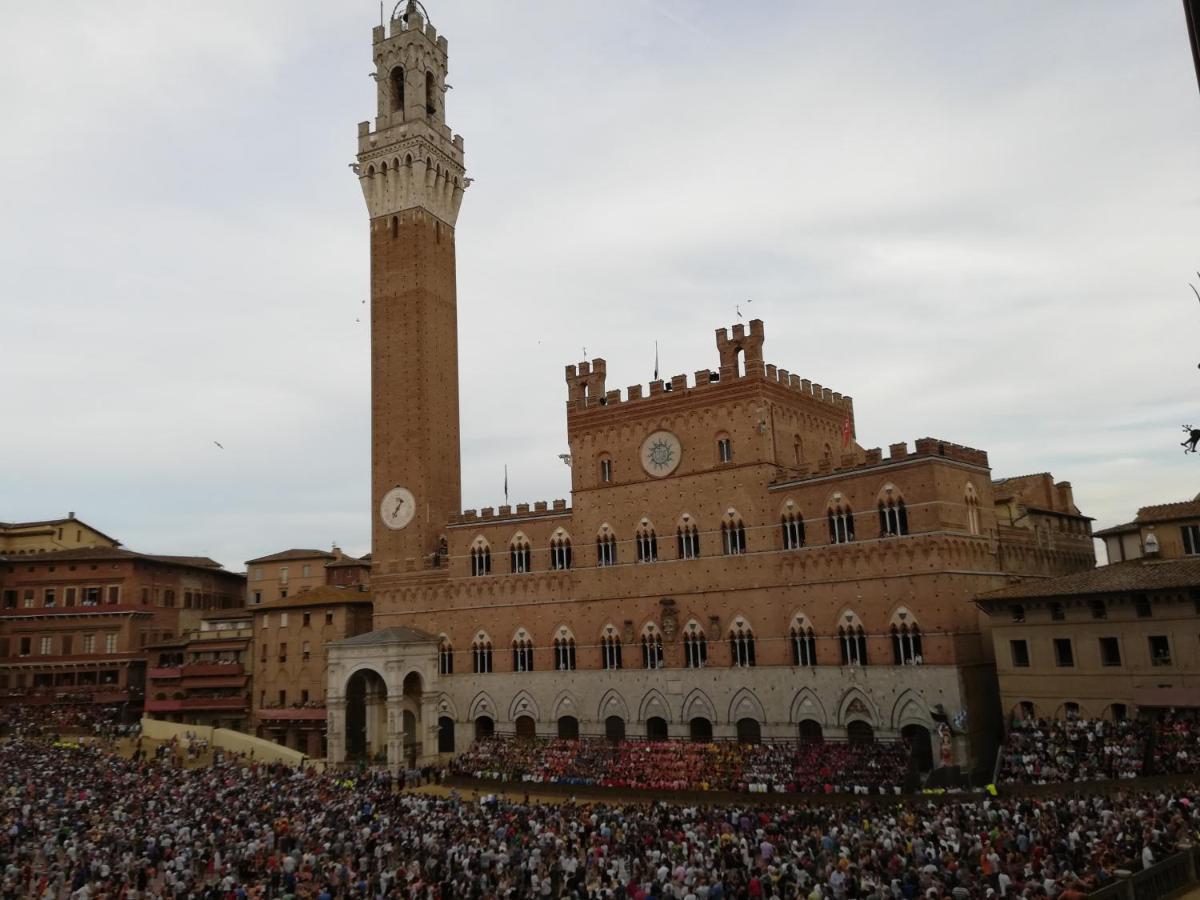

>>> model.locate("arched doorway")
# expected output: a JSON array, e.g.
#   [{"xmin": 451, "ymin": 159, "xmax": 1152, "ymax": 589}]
[
  {"xmin": 690, "ymin": 717, "xmax": 713, "ymax": 743},
  {"xmin": 402, "ymin": 671, "xmax": 424, "ymax": 766},
  {"xmin": 736, "ymin": 718, "xmax": 761, "ymax": 745},
  {"xmin": 847, "ymin": 720, "xmax": 875, "ymax": 744},
  {"xmin": 605, "ymin": 715, "xmax": 625, "ymax": 743},
  {"xmin": 475, "ymin": 716, "xmax": 494, "ymax": 740},
  {"xmin": 902, "ymin": 723, "xmax": 933, "ymax": 771},
  {"xmin": 646, "ymin": 716, "xmax": 668, "ymax": 740},
  {"xmin": 557, "ymin": 716, "xmax": 579, "ymax": 740},
  {"xmin": 515, "ymin": 715, "xmax": 536, "ymax": 739},
  {"xmin": 798, "ymin": 719, "xmax": 824, "ymax": 743},
  {"xmin": 344, "ymin": 668, "xmax": 388, "ymax": 761},
  {"xmin": 438, "ymin": 716, "xmax": 455, "ymax": 753},
  {"xmin": 402, "ymin": 710, "xmax": 418, "ymax": 767}
]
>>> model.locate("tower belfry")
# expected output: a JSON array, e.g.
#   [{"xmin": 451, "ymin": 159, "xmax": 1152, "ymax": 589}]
[{"xmin": 359, "ymin": 1, "xmax": 467, "ymax": 592}]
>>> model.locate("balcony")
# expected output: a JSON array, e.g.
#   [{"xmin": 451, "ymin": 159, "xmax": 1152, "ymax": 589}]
[
  {"xmin": 181, "ymin": 663, "xmax": 243, "ymax": 679},
  {"xmin": 145, "ymin": 695, "xmax": 247, "ymax": 713},
  {"xmin": 147, "ymin": 666, "xmax": 183, "ymax": 680},
  {"xmin": 257, "ymin": 706, "xmax": 327, "ymax": 722}
]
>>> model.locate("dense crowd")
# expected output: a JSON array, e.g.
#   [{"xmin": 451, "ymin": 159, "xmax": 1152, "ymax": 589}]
[
  {"xmin": 0, "ymin": 702, "xmax": 131, "ymax": 740},
  {"xmin": 1152, "ymin": 711, "xmax": 1200, "ymax": 776},
  {"xmin": 998, "ymin": 714, "xmax": 1200, "ymax": 785},
  {"xmin": 452, "ymin": 738, "xmax": 912, "ymax": 795},
  {"xmin": 2, "ymin": 738, "xmax": 1198, "ymax": 898}
]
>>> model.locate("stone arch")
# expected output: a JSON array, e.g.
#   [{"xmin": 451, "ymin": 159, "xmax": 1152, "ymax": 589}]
[
  {"xmin": 727, "ymin": 687, "xmax": 766, "ymax": 725},
  {"xmin": 341, "ymin": 662, "xmax": 395, "ymax": 697},
  {"xmin": 890, "ymin": 689, "xmax": 932, "ymax": 731},
  {"xmin": 596, "ymin": 688, "xmax": 630, "ymax": 723},
  {"xmin": 435, "ymin": 692, "xmax": 459, "ymax": 722},
  {"xmin": 837, "ymin": 687, "xmax": 879, "ymax": 726},
  {"xmin": 681, "ymin": 688, "xmax": 717, "ymax": 723},
  {"xmin": 508, "ymin": 689, "xmax": 540, "ymax": 723},
  {"xmin": 468, "ymin": 691, "xmax": 497, "ymax": 722},
  {"xmin": 638, "ymin": 688, "xmax": 672, "ymax": 724},
  {"xmin": 551, "ymin": 689, "xmax": 582, "ymax": 722},
  {"xmin": 788, "ymin": 687, "xmax": 828, "ymax": 725}
]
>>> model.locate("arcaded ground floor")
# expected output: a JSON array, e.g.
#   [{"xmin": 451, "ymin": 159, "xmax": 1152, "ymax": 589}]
[{"xmin": 323, "ymin": 631, "xmax": 993, "ymax": 771}]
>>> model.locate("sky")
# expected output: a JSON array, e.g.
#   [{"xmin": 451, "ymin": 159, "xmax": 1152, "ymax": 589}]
[{"xmin": 1, "ymin": 1, "xmax": 1198, "ymax": 571}]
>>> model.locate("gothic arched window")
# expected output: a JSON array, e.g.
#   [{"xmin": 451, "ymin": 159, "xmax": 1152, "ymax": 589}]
[
  {"xmin": 781, "ymin": 508, "xmax": 805, "ymax": 550},
  {"xmin": 729, "ymin": 625, "xmax": 756, "ymax": 667},
  {"xmin": 721, "ymin": 516, "xmax": 748, "ymax": 555},
  {"xmin": 636, "ymin": 524, "xmax": 658, "ymax": 563},
  {"xmin": 553, "ymin": 634, "xmax": 577, "ymax": 671},
  {"xmin": 470, "ymin": 541, "xmax": 491, "ymax": 577},
  {"xmin": 600, "ymin": 625, "xmax": 623, "ymax": 670},
  {"xmin": 641, "ymin": 625, "xmax": 664, "ymax": 670},
  {"xmin": 550, "ymin": 534, "xmax": 573, "ymax": 571},
  {"xmin": 683, "ymin": 623, "xmax": 707, "ymax": 669},
  {"xmin": 472, "ymin": 634, "xmax": 493, "ymax": 674},
  {"xmin": 828, "ymin": 504, "xmax": 855, "ymax": 544},
  {"xmin": 509, "ymin": 537, "xmax": 531, "ymax": 574},
  {"xmin": 390, "ymin": 66, "xmax": 405, "ymax": 115},
  {"xmin": 878, "ymin": 487, "xmax": 908, "ymax": 537},
  {"xmin": 425, "ymin": 70, "xmax": 436, "ymax": 116},
  {"xmin": 790, "ymin": 616, "xmax": 817, "ymax": 666},
  {"xmin": 596, "ymin": 530, "xmax": 617, "ymax": 567},
  {"xmin": 512, "ymin": 633, "xmax": 534, "ymax": 672},
  {"xmin": 839, "ymin": 619, "xmax": 868, "ymax": 666},
  {"xmin": 677, "ymin": 522, "xmax": 700, "ymax": 560}
]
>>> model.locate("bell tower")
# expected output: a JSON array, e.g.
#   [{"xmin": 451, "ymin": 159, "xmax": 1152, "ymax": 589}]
[{"xmin": 359, "ymin": 0, "xmax": 466, "ymax": 590}]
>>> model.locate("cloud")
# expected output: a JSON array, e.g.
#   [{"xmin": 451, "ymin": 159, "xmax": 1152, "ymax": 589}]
[{"xmin": 1, "ymin": 1, "xmax": 1198, "ymax": 570}]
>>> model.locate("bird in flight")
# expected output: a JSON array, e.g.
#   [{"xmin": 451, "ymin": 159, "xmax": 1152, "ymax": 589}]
[{"xmin": 213, "ymin": 441, "xmax": 224, "ymax": 450}]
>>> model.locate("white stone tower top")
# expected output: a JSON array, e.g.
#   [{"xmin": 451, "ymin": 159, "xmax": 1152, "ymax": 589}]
[{"xmin": 356, "ymin": 1, "xmax": 467, "ymax": 225}]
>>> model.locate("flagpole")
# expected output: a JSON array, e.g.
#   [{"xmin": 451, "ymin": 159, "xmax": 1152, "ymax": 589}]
[{"xmin": 504, "ymin": 464, "xmax": 509, "ymax": 505}]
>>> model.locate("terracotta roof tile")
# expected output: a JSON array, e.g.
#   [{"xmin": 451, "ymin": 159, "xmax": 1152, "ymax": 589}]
[
  {"xmin": 252, "ymin": 586, "xmax": 372, "ymax": 610},
  {"xmin": 979, "ymin": 558, "xmax": 1200, "ymax": 602},
  {"xmin": 1135, "ymin": 499, "xmax": 1200, "ymax": 522},
  {"xmin": 244, "ymin": 549, "xmax": 337, "ymax": 565}
]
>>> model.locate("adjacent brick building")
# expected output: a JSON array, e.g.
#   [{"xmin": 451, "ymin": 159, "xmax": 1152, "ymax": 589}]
[
  {"xmin": 0, "ymin": 544, "xmax": 245, "ymax": 719},
  {"xmin": 322, "ymin": 7, "xmax": 1095, "ymax": 774}
]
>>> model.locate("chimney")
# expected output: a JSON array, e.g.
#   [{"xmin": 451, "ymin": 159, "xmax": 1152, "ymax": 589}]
[{"xmin": 68, "ymin": 511, "xmax": 75, "ymax": 519}]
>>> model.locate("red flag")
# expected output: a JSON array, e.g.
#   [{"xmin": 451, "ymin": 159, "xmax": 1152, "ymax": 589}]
[{"xmin": 841, "ymin": 413, "xmax": 851, "ymax": 448}]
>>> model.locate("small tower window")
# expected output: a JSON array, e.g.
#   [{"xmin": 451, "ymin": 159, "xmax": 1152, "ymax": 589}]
[
  {"xmin": 390, "ymin": 66, "xmax": 405, "ymax": 116},
  {"xmin": 425, "ymin": 70, "xmax": 436, "ymax": 116},
  {"xmin": 717, "ymin": 437, "xmax": 733, "ymax": 463},
  {"xmin": 599, "ymin": 457, "xmax": 613, "ymax": 483}
]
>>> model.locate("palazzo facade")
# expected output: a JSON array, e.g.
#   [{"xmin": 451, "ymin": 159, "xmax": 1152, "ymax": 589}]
[{"xmin": 326, "ymin": 3, "xmax": 1095, "ymax": 772}]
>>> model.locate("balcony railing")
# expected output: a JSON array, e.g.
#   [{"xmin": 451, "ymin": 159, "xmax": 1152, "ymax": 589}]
[
  {"xmin": 145, "ymin": 695, "xmax": 247, "ymax": 712},
  {"xmin": 181, "ymin": 663, "xmax": 243, "ymax": 678}
]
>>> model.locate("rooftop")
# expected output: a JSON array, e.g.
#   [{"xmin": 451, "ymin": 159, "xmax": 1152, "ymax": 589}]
[
  {"xmin": 0, "ymin": 515, "xmax": 121, "ymax": 546},
  {"xmin": 1092, "ymin": 497, "xmax": 1200, "ymax": 537},
  {"xmin": 978, "ymin": 557, "xmax": 1200, "ymax": 603},
  {"xmin": 331, "ymin": 624, "xmax": 435, "ymax": 646},
  {"xmin": 244, "ymin": 548, "xmax": 337, "ymax": 565},
  {"xmin": 0, "ymin": 546, "xmax": 239, "ymax": 576},
  {"xmin": 253, "ymin": 585, "xmax": 372, "ymax": 610}
]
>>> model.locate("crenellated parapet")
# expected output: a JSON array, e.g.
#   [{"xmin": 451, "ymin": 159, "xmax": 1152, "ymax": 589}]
[
  {"xmin": 771, "ymin": 437, "xmax": 990, "ymax": 486},
  {"xmin": 449, "ymin": 499, "xmax": 571, "ymax": 527},
  {"xmin": 355, "ymin": 4, "xmax": 466, "ymax": 225},
  {"xmin": 563, "ymin": 319, "xmax": 852, "ymax": 425}
]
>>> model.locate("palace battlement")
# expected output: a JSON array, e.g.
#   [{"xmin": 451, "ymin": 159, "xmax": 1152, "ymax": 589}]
[
  {"xmin": 772, "ymin": 437, "xmax": 989, "ymax": 487},
  {"xmin": 564, "ymin": 319, "xmax": 852, "ymax": 420},
  {"xmin": 449, "ymin": 499, "xmax": 571, "ymax": 527}
]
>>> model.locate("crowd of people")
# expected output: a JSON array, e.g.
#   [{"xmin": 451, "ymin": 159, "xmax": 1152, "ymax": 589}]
[
  {"xmin": 451, "ymin": 738, "xmax": 912, "ymax": 795},
  {"xmin": 0, "ymin": 701, "xmax": 132, "ymax": 740},
  {"xmin": 998, "ymin": 714, "xmax": 1200, "ymax": 785},
  {"xmin": 998, "ymin": 717, "xmax": 1146, "ymax": 784},
  {"xmin": 1152, "ymin": 711, "xmax": 1200, "ymax": 776},
  {"xmin": 1, "ymin": 737, "xmax": 1197, "ymax": 898}
]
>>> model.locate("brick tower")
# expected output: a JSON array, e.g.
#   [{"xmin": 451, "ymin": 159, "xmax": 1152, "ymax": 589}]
[{"xmin": 357, "ymin": 1, "xmax": 466, "ymax": 589}]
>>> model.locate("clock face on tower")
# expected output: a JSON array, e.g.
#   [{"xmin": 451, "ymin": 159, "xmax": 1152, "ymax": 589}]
[
  {"xmin": 380, "ymin": 486, "xmax": 416, "ymax": 530},
  {"xmin": 640, "ymin": 430, "xmax": 683, "ymax": 478}
]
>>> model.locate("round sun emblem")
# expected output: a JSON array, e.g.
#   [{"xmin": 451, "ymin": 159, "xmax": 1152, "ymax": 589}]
[{"xmin": 640, "ymin": 430, "xmax": 682, "ymax": 478}]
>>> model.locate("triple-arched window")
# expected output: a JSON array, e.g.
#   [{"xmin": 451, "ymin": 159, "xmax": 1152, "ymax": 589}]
[
  {"xmin": 878, "ymin": 488, "xmax": 908, "ymax": 537},
  {"xmin": 510, "ymin": 537, "xmax": 531, "ymax": 574},
  {"xmin": 472, "ymin": 634, "xmax": 493, "ymax": 674},
  {"xmin": 553, "ymin": 630, "xmax": 577, "ymax": 671},
  {"xmin": 596, "ymin": 529, "xmax": 618, "ymax": 567},
  {"xmin": 550, "ymin": 534, "xmax": 573, "ymax": 570},
  {"xmin": 677, "ymin": 522, "xmax": 701, "ymax": 559},
  {"xmin": 512, "ymin": 633, "xmax": 534, "ymax": 672},
  {"xmin": 828, "ymin": 503, "xmax": 855, "ymax": 544},
  {"xmin": 839, "ymin": 620, "xmax": 868, "ymax": 666},
  {"xmin": 891, "ymin": 618, "xmax": 923, "ymax": 665},
  {"xmin": 781, "ymin": 508, "xmax": 805, "ymax": 550},
  {"xmin": 790, "ymin": 616, "xmax": 817, "ymax": 666},
  {"xmin": 729, "ymin": 622, "xmax": 756, "ymax": 667},
  {"xmin": 600, "ymin": 626, "xmax": 623, "ymax": 670},
  {"xmin": 636, "ymin": 524, "xmax": 658, "ymax": 563},
  {"xmin": 641, "ymin": 625, "xmax": 664, "ymax": 670},
  {"xmin": 721, "ymin": 516, "xmax": 748, "ymax": 555},
  {"xmin": 470, "ymin": 541, "xmax": 492, "ymax": 576},
  {"xmin": 438, "ymin": 638, "xmax": 453, "ymax": 675}
]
